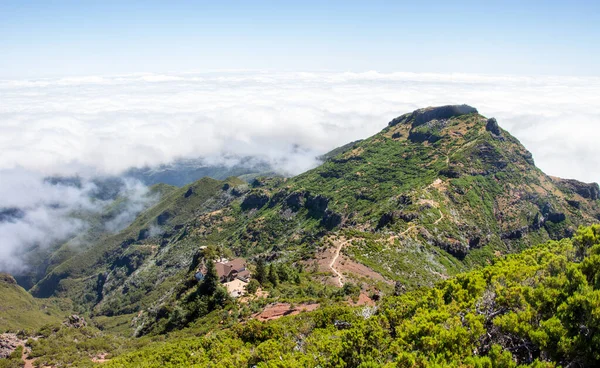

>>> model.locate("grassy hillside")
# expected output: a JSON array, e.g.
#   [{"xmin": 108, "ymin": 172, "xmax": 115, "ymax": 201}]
[{"xmin": 0, "ymin": 273, "xmax": 70, "ymax": 332}]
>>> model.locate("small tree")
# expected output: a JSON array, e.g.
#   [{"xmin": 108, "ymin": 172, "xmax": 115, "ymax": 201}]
[
  {"xmin": 199, "ymin": 261, "xmax": 219, "ymax": 296},
  {"xmin": 209, "ymin": 286, "xmax": 230, "ymax": 309},
  {"xmin": 255, "ymin": 258, "xmax": 267, "ymax": 285},
  {"xmin": 268, "ymin": 263, "xmax": 279, "ymax": 286},
  {"xmin": 245, "ymin": 279, "xmax": 260, "ymax": 295}
]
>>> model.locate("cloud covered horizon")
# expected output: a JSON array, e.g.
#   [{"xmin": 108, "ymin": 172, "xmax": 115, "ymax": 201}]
[
  {"xmin": 1, "ymin": 70, "xmax": 599, "ymax": 182},
  {"xmin": 1, "ymin": 70, "xmax": 599, "ymax": 275}
]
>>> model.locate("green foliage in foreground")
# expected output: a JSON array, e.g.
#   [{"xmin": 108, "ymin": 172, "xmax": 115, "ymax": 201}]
[{"xmin": 97, "ymin": 225, "xmax": 600, "ymax": 367}]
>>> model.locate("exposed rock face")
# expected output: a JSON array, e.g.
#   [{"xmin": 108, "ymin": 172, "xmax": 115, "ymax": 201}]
[
  {"xmin": 475, "ymin": 142, "xmax": 508, "ymax": 171},
  {"xmin": 485, "ymin": 118, "xmax": 502, "ymax": 136},
  {"xmin": 156, "ymin": 211, "xmax": 171, "ymax": 225},
  {"xmin": 0, "ymin": 333, "xmax": 21, "ymax": 359},
  {"xmin": 306, "ymin": 195, "xmax": 329, "ymax": 218},
  {"xmin": 389, "ymin": 104, "xmax": 477, "ymax": 127},
  {"xmin": 321, "ymin": 210, "xmax": 342, "ymax": 230},
  {"xmin": 390, "ymin": 104, "xmax": 478, "ymax": 128},
  {"xmin": 241, "ymin": 192, "xmax": 270, "ymax": 211},
  {"xmin": 63, "ymin": 315, "xmax": 87, "ymax": 329},
  {"xmin": 541, "ymin": 202, "xmax": 566, "ymax": 224},
  {"xmin": 501, "ymin": 227, "xmax": 528, "ymax": 240},
  {"xmin": 184, "ymin": 187, "xmax": 193, "ymax": 198},
  {"xmin": 286, "ymin": 192, "xmax": 307, "ymax": 212},
  {"xmin": 268, "ymin": 190, "xmax": 288, "ymax": 208},
  {"xmin": 555, "ymin": 179, "xmax": 600, "ymax": 200},
  {"xmin": 376, "ymin": 211, "xmax": 418, "ymax": 230},
  {"xmin": 521, "ymin": 151, "xmax": 535, "ymax": 166},
  {"xmin": 433, "ymin": 238, "xmax": 468, "ymax": 260}
]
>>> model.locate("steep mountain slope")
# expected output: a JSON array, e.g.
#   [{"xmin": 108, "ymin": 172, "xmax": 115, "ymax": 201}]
[
  {"xmin": 230, "ymin": 105, "xmax": 599, "ymax": 286},
  {"xmin": 10, "ymin": 182, "xmax": 176, "ymax": 290},
  {"xmin": 27, "ymin": 105, "xmax": 600, "ymax": 335},
  {"xmin": 0, "ymin": 273, "xmax": 70, "ymax": 332},
  {"xmin": 30, "ymin": 177, "xmax": 247, "ymax": 311}
]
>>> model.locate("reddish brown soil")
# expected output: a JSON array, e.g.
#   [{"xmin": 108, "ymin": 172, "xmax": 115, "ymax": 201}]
[{"xmin": 253, "ymin": 303, "xmax": 320, "ymax": 322}]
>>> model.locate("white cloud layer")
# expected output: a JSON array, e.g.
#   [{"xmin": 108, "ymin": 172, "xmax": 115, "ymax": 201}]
[
  {"xmin": 1, "ymin": 71, "xmax": 599, "ymax": 182},
  {"xmin": 0, "ymin": 169, "xmax": 153, "ymax": 273},
  {"xmin": 1, "ymin": 71, "xmax": 599, "ymax": 274}
]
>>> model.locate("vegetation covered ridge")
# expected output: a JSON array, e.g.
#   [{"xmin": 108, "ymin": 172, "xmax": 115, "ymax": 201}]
[{"xmin": 8, "ymin": 105, "xmax": 599, "ymax": 347}]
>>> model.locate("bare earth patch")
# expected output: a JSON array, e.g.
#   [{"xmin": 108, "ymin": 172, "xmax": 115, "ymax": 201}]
[
  {"xmin": 350, "ymin": 293, "xmax": 376, "ymax": 306},
  {"xmin": 314, "ymin": 237, "xmax": 390, "ymax": 286},
  {"xmin": 92, "ymin": 353, "xmax": 110, "ymax": 364},
  {"xmin": 253, "ymin": 303, "xmax": 320, "ymax": 322}
]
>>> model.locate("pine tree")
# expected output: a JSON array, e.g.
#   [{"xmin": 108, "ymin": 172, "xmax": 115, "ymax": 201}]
[
  {"xmin": 200, "ymin": 260, "xmax": 219, "ymax": 296},
  {"xmin": 255, "ymin": 258, "xmax": 267, "ymax": 285},
  {"xmin": 268, "ymin": 263, "xmax": 279, "ymax": 286}
]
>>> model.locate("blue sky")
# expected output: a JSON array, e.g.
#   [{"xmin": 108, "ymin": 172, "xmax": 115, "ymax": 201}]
[{"xmin": 1, "ymin": 0, "xmax": 599, "ymax": 78}]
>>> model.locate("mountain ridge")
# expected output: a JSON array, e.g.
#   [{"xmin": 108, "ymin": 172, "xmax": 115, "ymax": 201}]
[{"xmin": 12, "ymin": 105, "xmax": 600, "ymax": 338}]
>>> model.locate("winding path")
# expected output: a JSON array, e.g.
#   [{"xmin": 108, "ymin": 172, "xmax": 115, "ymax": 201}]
[
  {"xmin": 433, "ymin": 209, "xmax": 444, "ymax": 225},
  {"xmin": 329, "ymin": 240, "xmax": 346, "ymax": 287}
]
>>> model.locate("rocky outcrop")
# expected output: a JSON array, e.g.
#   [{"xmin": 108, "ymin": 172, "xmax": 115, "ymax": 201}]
[
  {"xmin": 541, "ymin": 203, "xmax": 566, "ymax": 223},
  {"xmin": 432, "ymin": 237, "xmax": 469, "ymax": 260},
  {"xmin": 241, "ymin": 191, "xmax": 270, "ymax": 211},
  {"xmin": 376, "ymin": 211, "xmax": 418, "ymax": 230},
  {"xmin": 63, "ymin": 315, "xmax": 87, "ymax": 328},
  {"xmin": 554, "ymin": 178, "xmax": 600, "ymax": 200},
  {"xmin": 285, "ymin": 191, "xmax": 307, "ymax": 212},
  {"xmin": 0, "ymin": 333, "xmax": 22, "ymax": 359},
  {"xmin": 485, "ymin": 118, "xmax": 502, "ymax": 136},
  {"xmin": 389, "ymin": 104, "xmax": 478, "ymax": 128},
  {"xmin": 184, "ymin": 187, "xmax": 193, "ymax": 198},
  {"xmin": 501, "ymin": 226, "xmax": 528, "ymax": 240},
  {"xmin": 306, "ymin": 195, "xmax": 329, "ymax": 218},
  {"xmin": 475, "ymin": 142, "xmax": 508, "ymax": 171},
  {"xmin": 321, "ymin": 210, "xmax": 342, "ymax": 230}
]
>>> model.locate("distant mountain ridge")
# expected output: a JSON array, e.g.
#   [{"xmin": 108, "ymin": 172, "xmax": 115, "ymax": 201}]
[{"xmin": 123, "ymin": 156, "xmax": 276, "ymax": 187}]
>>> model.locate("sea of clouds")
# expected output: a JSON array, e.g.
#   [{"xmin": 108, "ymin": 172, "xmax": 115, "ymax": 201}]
[{"xmin": 1, "ymin": 70, "xmax": 599, "ymax": 274}]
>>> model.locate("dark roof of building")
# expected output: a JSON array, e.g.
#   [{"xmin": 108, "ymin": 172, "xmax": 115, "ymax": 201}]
[{"xmin": 214, "ymin": 258, "xmax": 247, "ymax": 279}]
